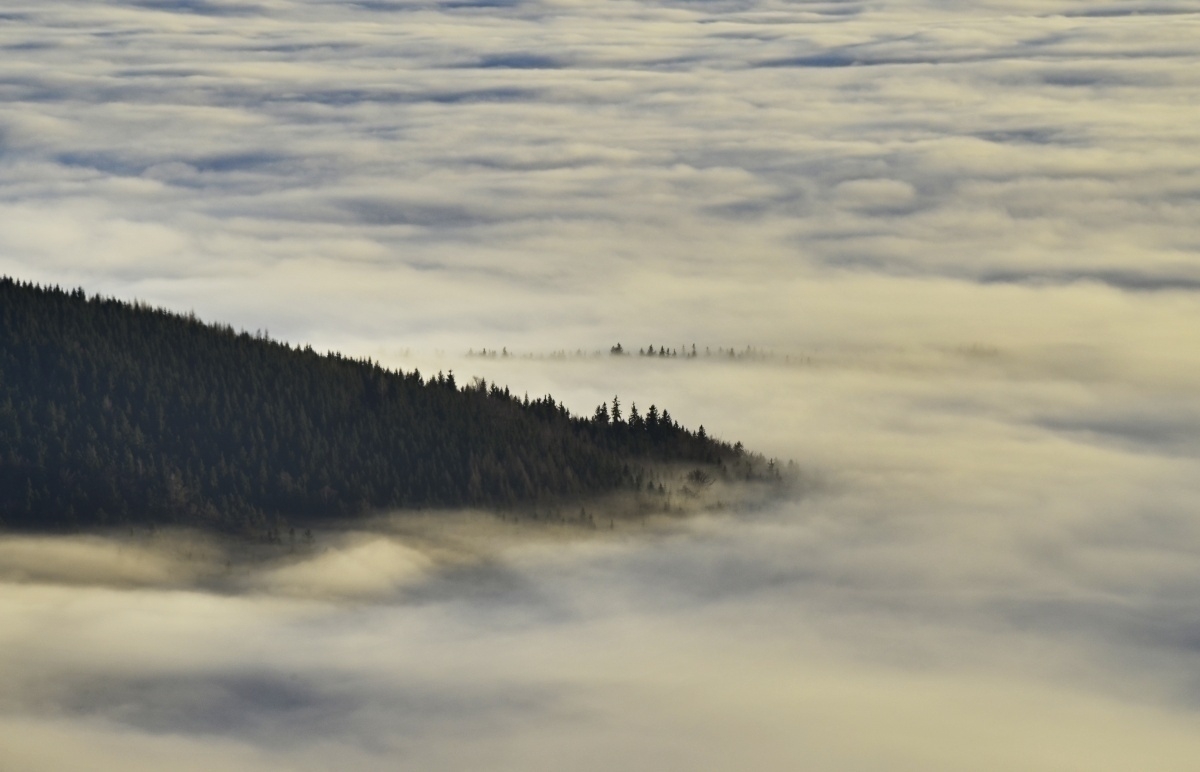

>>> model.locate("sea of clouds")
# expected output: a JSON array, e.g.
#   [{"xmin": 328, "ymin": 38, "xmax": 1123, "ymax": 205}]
[{"xmin": 3, "ymin": 0, "xmax": 1200, "ymax": 769}]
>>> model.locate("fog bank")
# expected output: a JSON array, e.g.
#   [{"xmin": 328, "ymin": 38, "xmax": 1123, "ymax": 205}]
[
  {"xmin": 4, "ymin": 0, "xmax": 1200, "ymax": 767},
  {"xmin": 4, "ymin": 343, "xmax": 1200, "ymax": 770}
]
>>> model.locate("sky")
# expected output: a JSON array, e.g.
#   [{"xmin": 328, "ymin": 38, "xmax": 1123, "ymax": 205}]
[{"xmin": 3, "ymin": 0, "xmax": 1200, "ymax": 769}]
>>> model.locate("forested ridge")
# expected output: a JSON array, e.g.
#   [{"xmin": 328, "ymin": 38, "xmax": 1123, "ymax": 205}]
[{"xmin": 0, "ymin": 277, "xmax": 754, "ymax": 533}]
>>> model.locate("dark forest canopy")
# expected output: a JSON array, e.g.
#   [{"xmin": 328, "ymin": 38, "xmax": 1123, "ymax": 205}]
[{"xmin": 0, "ymin": 277, "xmax": 771, "ymax": 535}]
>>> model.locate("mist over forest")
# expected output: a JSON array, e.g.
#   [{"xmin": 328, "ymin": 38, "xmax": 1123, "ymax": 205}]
[
  {"xmin": 2, "ymin": 278, "xmax": 772, "ymax": 533},
  {"xmin": 6, "ymin": 343, "xmax": 1200, "ymax": 770},
  {"xmin": 4, "ymin": 0, "xmax": 1200, "ymax": 769}
]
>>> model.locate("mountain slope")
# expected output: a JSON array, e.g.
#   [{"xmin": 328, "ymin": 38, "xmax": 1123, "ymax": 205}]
[{"xmin": 0, "ymin": 277, "xmax": 745, "ymax": 533}]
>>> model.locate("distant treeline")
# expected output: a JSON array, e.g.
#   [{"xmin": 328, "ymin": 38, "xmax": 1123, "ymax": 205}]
[
  {"xmin": 469, "ymin": 343, "xmax": 778, "ymax": 360},
  {"xmin": 0, "ymin": 277, "xmax": 764, "ymax": 534}
]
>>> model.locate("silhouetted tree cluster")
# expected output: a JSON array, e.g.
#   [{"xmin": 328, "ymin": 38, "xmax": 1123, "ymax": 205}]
[
  {"xmin": 639, "ymin": 344, "xmax": 688, "ymax": 357},
  {"xmin": 580, "ymin": 394, "xmax": 739, "ymax": 469},
  {"xmin": 636, "ymin": 344, "xmax": 767, "ymax": 360},
  {"xmin": 0, "ymin": 278, "xmax": 745, "ymax": 534}
]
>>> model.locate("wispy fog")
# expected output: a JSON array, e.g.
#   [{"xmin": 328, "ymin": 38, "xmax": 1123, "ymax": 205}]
[
  {"xmin": 4, "ymin": 347, "xmax": 1200, "ymax": 770},
  {"xmin": 4, "ymin": 0, "xmax": 1200, "ymax": 768}
]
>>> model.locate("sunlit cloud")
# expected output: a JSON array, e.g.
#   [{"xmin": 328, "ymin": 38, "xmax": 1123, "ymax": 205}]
[
  {"xmin": 3, "ymin": 0, "xmax": 1200, "ymax": 769},
  {"xmin": 1, "ymin": 0, "xmax": 1197, "ymax": 354}
]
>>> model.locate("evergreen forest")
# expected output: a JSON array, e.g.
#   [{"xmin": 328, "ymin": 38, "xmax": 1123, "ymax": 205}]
[{"xmin": 0, "ymin": 277, "xmax": 758, "ymax": 534}]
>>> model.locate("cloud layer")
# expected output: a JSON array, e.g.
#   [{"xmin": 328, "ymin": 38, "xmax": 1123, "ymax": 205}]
[
  {"xmin": 2, "ymin": 0, "xmax": 1199, "ymax": 356},
  {"xmin": 3, "ymin": 0, "xmax": 1200, "ymax": 769},
  {"xmin": 4, "ymin": 346, "xmax": 1200, "ymax": 770}
]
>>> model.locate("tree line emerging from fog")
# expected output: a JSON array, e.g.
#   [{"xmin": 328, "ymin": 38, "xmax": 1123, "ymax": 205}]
[
  {"xmin": 469, "ymin": 343, "xmax": 778, "ymax": 360},
  {"xmin": 0, "ymin": 277, "xmax": 777, "ymax": 536}
]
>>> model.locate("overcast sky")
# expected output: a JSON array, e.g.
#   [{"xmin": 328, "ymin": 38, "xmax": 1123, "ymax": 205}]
[{"xmin": 3, "ymin": 1, "xmax": 1200, "ymax": 769}]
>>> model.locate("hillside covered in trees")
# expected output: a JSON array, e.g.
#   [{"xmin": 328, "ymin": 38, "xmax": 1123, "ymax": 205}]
[{"xmin": 0, "ymin": 277, "xmax": 763, "ymax": 534}]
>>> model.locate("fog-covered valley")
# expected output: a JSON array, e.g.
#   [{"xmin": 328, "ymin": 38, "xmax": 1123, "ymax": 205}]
[
  {"xmin": 3, "ymin": 0, "xmax": 1200, "ymax": 767},
  {"xmin": 5, "ymin": 347, "xmax": 1200, "ymax": 770}
]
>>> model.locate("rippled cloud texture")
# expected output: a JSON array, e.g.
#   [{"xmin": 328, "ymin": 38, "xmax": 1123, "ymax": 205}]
[
  {"xmin": 3, "ymin": 0, "xmax": 1200, "ymax": 355},
  {"xmin": 3, "ymin": 0, "xmax": 1200, "ymax": 769}
]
